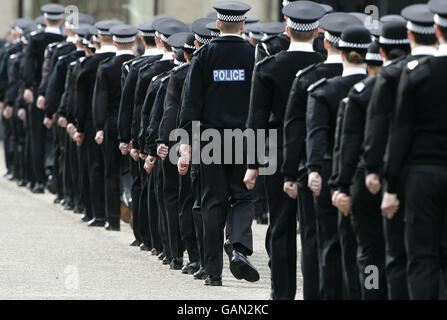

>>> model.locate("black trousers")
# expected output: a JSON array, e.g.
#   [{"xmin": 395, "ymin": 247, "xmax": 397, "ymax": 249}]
[
  {"xmin": 146, "ymin": 167, "xmax": 162, "ymax": 251},
  {"xmin": 338, "ymin": 211, "xmax": 361, "ymax": 300},
  {"xmin": 78, "ymin": 142, "xmax": 92, "ymax": 220},
  {"xmin": 68, "ymin": 138, "xmax": 81, "ymax": 208},
  {"xmin": 297, "ymin": 175, "xmax": 320, "ymax": 300},
  {"xmin": 179, "ymin": 169, "xmax": 199, "ymax": 263},
  {"xmin": 154, "ymin": 160, "xmax": 170, "ymax": 258},
  {"xmin": 162, "ymin": 159, "xmax": 183, "ymax": 259},
  {"xmin": 103, "ymin": 116, "xmax": 121, "ymax": 226},
  {"xmin": 2, "ymin": 116, "xmax": 14, "ymax": 174},
  {"xmin": 28, "ymin": 103, "xmax": 46, "ymax": 184},
  {"xmin": 130, "ymin": 157, "xmax": 142, "ymax": 242},
  {"xmin": 404, "ymin": 165, "xmax": 447, "ymax": 300},
  {"xmin": 24, "ymin": 112, "xmax": 35, "ymax": 185},
  {"xmin": 200, "ymin": 162, "xmax": 253, "ymax": 277},
  {"xmin": 350, "ymin": 169, "xmax": 387, "ymax": 300},
  {"xmin": 85, "ymin": 118, "xmax": 105, "ymax": 221},
  {"xmin": 191, "ymin": 164, "xmax": 205, "ymax": 267},
  {"xmin": 253, "ymin": 175, "xmax": 268, "ymax": 220},
  {"xmin": 314, "ymin": 161, "xmax": 343, "ymax": 300},
  {"xmin": 62, "ymin": 132, "xmax": 73, "ymax": 202},
  {"xmin": 52, "ymin": 126, "xmax": 63, "ymax": 199},
  {"xmin": 13, "ymin": 115, "xmax": 26, "ymax": 182}
]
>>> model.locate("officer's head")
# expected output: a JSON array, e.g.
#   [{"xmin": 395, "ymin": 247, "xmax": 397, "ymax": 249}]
[
  {"xmin": 110, "ymin": 24, "xmax": 138, "ymax": 51},
  {"xmin": 429, "ymin": 0, "xmax": 447, "ymax": 44},
  {"xmin": 402, "ymin": 4, "xmax": 438, "ymax": 49},
  {"xmin": 338, "ymin": 26, "xmax": 371, "ymax": 67},
  {"xmin": 41, "ymin": 4, "xmax": 65, "ymax": 28},
  {"xmin": 213, "ymin": 1, "xmax": 251, "ymax": 35},
  {"xmin": 216, "ymin": 20, "xmax": 244, "ymax": 35},
  {"xmin": 138, "ymin": 22, "xmax": 157, "ymax": 49},
  {"xmin": 378, "ymin": 21, "xmax": 411, "ymax": 62}
]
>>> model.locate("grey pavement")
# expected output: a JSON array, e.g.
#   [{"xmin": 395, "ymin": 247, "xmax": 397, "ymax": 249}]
[{"xmin": 0, "ymin": 146, "xmax": 302, "ymax": 300}]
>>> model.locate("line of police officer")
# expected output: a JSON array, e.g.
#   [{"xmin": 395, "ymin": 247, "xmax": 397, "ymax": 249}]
[{"xmin": 1, "ymin": 0, "xmax": 446, "ymax": 300}]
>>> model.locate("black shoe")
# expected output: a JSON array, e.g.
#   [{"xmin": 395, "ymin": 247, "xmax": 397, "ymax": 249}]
[
  {"xmin": 64, "ymin": 202, "xmax": 75, "ymax": 211},
  {"xmin": 53, "ymin": 196, "xmax": 63, "ymax": 204},
  {"xmin": 104, "ymin": 222, "xmax": 120, "ymax": 231},
  {"xmin": 170, "ymin": 258, "xmax": 183, "ymax": 270},
  {"xmin": 140, "ymin": 243, "xmax": 150, "ymax": 251},
  {"xmin": 182, "ymin": 261, "xmax": 200, "ymax": 274},
  {"xmin": 27, "ymin": 182, "xmax": 35, "ymax": 191},
  {"xmin": 87, "ymin": 218, "xmax": 105, "ymax": 227},
  {"xmin": 162, "ymin": 256, "xmax": 172, "ymax": 265},
  {"xmin": 130, "ymin": 239, "xmax": 141, "ymax": 247},
  {"xmin": 158, "ymin": 252, "xmax": 165, "ymax": 260},
  {"xmin": 204, "ymin": 275, "xmax": 222, "ymax": 286},
  {"xmin": 60, "ymin": 198, "xmax": 67, "ymax": 206},
  {"xmin": 81, "ymin": 214, "xmax": 91, "ymax": 222},
  {"xmin": 17, "ymin": 180, "xmax": 27, "ymax": 187},
  {"xmin": 230, "ymin": 250, "xmax": 260, "ymax": 282},
  {"xmin": 73, "ymin": 206, "xmax": 84, "ymax": 214},
  {"xmin": 193, "ymin": 267, "xmax": 208, "ymax": 280},
  {"xmin": 7, "ymin": 173, "xmax": 15, "ymax": 181},
  {"xmin": 32, "ymin": 183, "xmax": 45, "ymax": 194},
  {"xmin": 151, "ymin": 248, "xmax": 161, "ymax": 256},
  {"xmin": 224, "ymin": 239, "xmax": 233, "ymax": 264}
]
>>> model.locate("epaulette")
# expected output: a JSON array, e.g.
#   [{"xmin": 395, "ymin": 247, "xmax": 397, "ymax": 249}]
[
  {"xmin": 69, "ymin": 60, "xmax": 77, "ymax": 67},
  {"xmin": 9, "ymin": 53, "xmax": 20, "ymax": 60},
  {"xmin": 296, "ymin": 63, "xmax": 316, "ymax": 78},
  {"xmin": 406, "ymin": 56, "xmax": 431, "ymax": 82},
  {"xmin": 256, "ymin": 55, "xmax": 274, "ymax": 67},
  {"xmin": 161, "ymin": 74, "xmax": 171, "ymax": 83},
  {"xmin": 48, "ymin": 42, "xmax": 58, "ymax": 49},
  {"xmin": 30, "ymin": 31, "xmax": 38, "ymax": 37},
  {"xmin": 172, "ymin": 63, "xmax": 189, "ymax": 73},
  {"xmin": 57, "ymin": 42, "xmax": 69, "ymax": 49},
  {"xmin": 307, "ymin": 78, "xmax": 327, "ymax": 92},
  {"xmin": 406, "ymin": 56, "xmax": 430, "ymax": 73},
  {"xmin": 79, "ymin": 57, "xmax": 86, "ymax": 63},
  {"xmin": 354, "ymin": 81, "xmax": 366, "ymax": 93}
]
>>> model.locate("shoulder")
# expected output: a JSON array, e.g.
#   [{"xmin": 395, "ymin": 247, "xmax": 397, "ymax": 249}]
[
  {"xmin": 255, "ymin": 55, "xmax": 274, "ymax": 69},
  {"xmin": 172, "ymin": 63, "xmax": 189, "ymax": 73},
  {"xmin": 307, "ymin": 77, "xmax": 328, "ymax": 94},
  {"xmin": 296, "ymin": 63, "xmax": 318, "ymax": 78},
  {"xmin": 404, "ymin": 56, "xmax": 431, "ymax": 83}
]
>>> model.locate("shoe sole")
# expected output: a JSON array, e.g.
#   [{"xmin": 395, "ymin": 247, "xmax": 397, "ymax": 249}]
[{"xmin": 230, "ymin": 258, "xmax": 260, "ymax": 282}]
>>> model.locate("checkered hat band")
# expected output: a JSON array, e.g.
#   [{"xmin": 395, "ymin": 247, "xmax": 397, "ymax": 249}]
[
  {"xmin": 366, "ymin": 53, "xmax": 383, "ymax": 61},
  {"xmin": 211, "ymin": 31, "xmax": 220, "ymax": 37},
  {"xmin": 113, "ymin": 35, "xmax": 136, "ymax": 43},
  {"xmin": 98, "ymin": 30, "xmax": 111, "ymax": 36},
  {"xmin": 155, "ymin": 31, "xmax": 169, "ymax": 42},
  {"xmin": 44, "ymin": 12, "xmax": 64, "ymax": 20},
  {"xmin": 406, "ymin": 21, "xmax": 435, "ymax": 34},
  {"xmin": 434, "ymin": 14, "xmax": 447, "ymax": 28},
  {"xmin": 324, "ymin": 31, "xmax": 340, "ymax": 45},
  {"xmin": 338, "ymin": 39, "xmax": 370, "ymax": 49},
  {"xmin": 195, "ymin": 34, "xmax": 212, "ymax": 44},
  {"xmin": 379, "ymin": 36, "xmax": 410, "ymax": 45},
  {"xmin": 92, "ymin": 35, "xmax": 99, "ymax": 42},
  {"xmin": 141, "ymin": 31, "xmax": 156, "ymax": 37},
  {"xmin": 287, "ymin": 18, "xmax": 319, "ymax": 31},
  {"xmin": 174, "ymin": 59, "xmax": 186, "ymax": 66},
  {"xmin": 184, "ymin": 43, "xmax": 196, "ymax": 50},
  {"xmin": 217, "ymin": 13, "xmax": 246, "ymax": 22}
]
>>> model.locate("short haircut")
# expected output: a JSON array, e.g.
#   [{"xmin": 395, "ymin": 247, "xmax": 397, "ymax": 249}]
[
  {"xmin": 381, "ymin": 45, "xmax": 411, "ymax": 60},
  {"xmin": 289, "ymin": 29, "xmax": 315, "ymax": 42},
  {"xmin": 161, "ymin": 39, "xmax": 172, "ymax": 52},
  {"xmin": 142, "ymin": 36, "xmax": 156, "ymax": 47},
  {"xmin": 440, "ymin": 26, "xmax": 447, "ymax": 43},
  {"xmin": 218, "ymin": 20, "xmax": 243, "ymax": 34},
  {"xmin": 412, "ymin": 32, "xmax": 438, "ymax": 46}
]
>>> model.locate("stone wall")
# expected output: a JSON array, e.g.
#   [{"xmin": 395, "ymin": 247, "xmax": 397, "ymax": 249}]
[{"xmin": 0, "ymin": 0, "xmax": 18, "ymax": 38}]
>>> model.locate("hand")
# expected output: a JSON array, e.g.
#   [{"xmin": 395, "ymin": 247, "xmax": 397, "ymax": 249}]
[
  {"xmin": 177, "ymin": 144, "xmax": 191, "ymax": 176},
  {"xmin": 17, "ymin": 108, "xmax": 26, "ymax": 121},
  {"xmin": 381, "ymin": 192, "xmax": 400, "ymax": 220},
  {"xmin": 36, "ymin": 95, "xmax": 45, "ymax": 110},
  {"xmin": 2, "ymin": 106, "xmax": 13, "ymax": 119},
  {"xmin": 66, "ymin": 123, "xmax": 76, "ymax": 138},
  {"xmin": 308, "ymin": 172, "xmax": 322, "ymax": 196},
  {"xmin": 157, "ymin": 144, "xmax": 169, "ymax": 160},
  {"xmin": 130, "ymin": 148, "xmax": 140, "ymax": 162},
  {"xmin": 74, "ymin": 132, "xmax": 84, "ymax": 146},
  {"xmin": 43, "ymin": 117, "xmax": 53, "ymax": 129},
  {"xmin": 365, "ymin": 173, "xmax": 381, "ymax": 195},
  {"xmin": 283, "ymin": 181, "xmax": 298, "ymax": 199},
  {"xmin": 24, "ymin": 89, "xmax": 34, "ymax": 104},
  {"xmin": 119, "ymin": 142, "xmax": 130, "ymax": 155},
  {"xmin": 58, "ymin": 116, "xmax": 67, "ymax": 128},
  {"xmin": 95, "ymin": 130, "xmax": 104, "ymax": 145},
  {"xmin": 243, "ymin": 169, "xmax": 258, "ymax": 190},
  {"xmin": 143, "ymin": 156, "xmax": 156, "ymax": 174},
  {"xmin": 335, "ymin": 193, "xmax": 351, "ymax": 216},
  {"xmin": 332, "ymin": 190, "xmax": 340, "ymax": 207}
]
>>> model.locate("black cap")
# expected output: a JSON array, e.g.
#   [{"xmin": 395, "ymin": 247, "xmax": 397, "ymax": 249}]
[
  {"xmin": 95, "ymin": 20, "xmax": 125, "ymax": 36},
  {"xmin": 155, "ymin": 19, "xmax": 189, "ymax": 43},
  {"xmin": 320, "ymin": 13, "xmax": 363, "ymax": 45},
  {"xmin": 429, "ymin": 0, "xmax": 447, "ymax": 28},
  {"xmin": 41, "ymin": 4, "xmax": 65, "ymax": 20},
  {"xmin": 72, "ymin": 24, "xmax": 91, "ymax": 39},
  {"xmin": 244, "ymin": 22, "xmax": 264, "ymax": 41},
  {"xmin": 401, "ymin": 4, "xmax": 435, "ymax": 34},
  {"xmin": 184, "ymin": 33, "xmax": 197, "ymax": 54},
  {"xmin": 138, "ymin": 15, "xmax": 173, "ymax": 38},
  {"xmin": 110, "ymin": 24, "xmax": 138, "ymax": 44},
  {"xmin": 379, "ymin": 21, "xmax": 410, "ymax": 46},
  {"xmin": 380, "ymin": 15, "xmax": 406, "ymax": 24},
  {"xmin": 282, "ymin": 0, "xmax": 325, "ymax": 32},
  {"xmin": 192, "ymin": 18, "xmax": 214, "ymax": 44},
  {"xmin": 338, "ymin": 25, "xmax": 372, "ymax": 51},
  {"xmin": 245, "ymin": 16, "xmax": 260, "ymax": 24},
  {"xmin": 174, "ymin": 49, "xmax": 187, "ymax": 65},
  {"xmin": 13, "ymin": 18, "xmax": 37, "ymax": 35},
  {"xmin": 349, "ymin": 12, "xmax": 368, "ymax": 25},
  {"xmin": 65, "ymin": 13, "xmax": 95, "ymax": 29},
  {"xmin": 166, "ymin": 32, "xmax": 191, "ymax": 49},
  {"xmin": 206, "ymin": 21, "xmax": 220, "ymax": 38},
  {"xmin": 35, "ymin": 16, "xmax": 46, "ymax": 27},
  {"xmin": 365, "ymin": 40, "xmax": 383, "ymax": 66},
  {"xmin": 262, "ymin": 21, "xmax": 286, "ymax": 36},
  {"xmin": 213, "ymin": 1, "xmax": 251, "ymax": 23}
]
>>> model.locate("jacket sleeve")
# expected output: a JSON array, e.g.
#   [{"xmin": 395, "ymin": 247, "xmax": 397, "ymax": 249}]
[
  {"xmin": 92, "ymin": 64, "xmax": 109, "ymax": 131},
  {"xmin": 159, "ymin": 72, "xmax": 182, "ymax": 145},
  {"xmin": 138, "ymin": 79, "xmax": 158, "ymax": 153},
  {"xmin": 145, "ymin": 81, "xmax": 168, "ymax": 156},
  {"xmin": 74, "ymin": 67, "xmax": 88, "ymax": 133},
  {"xmin": 131, "ymin": 70, "xmax": 149, "ymax": 149},
  {"xmin": 23, "ymin": 36, "xmax": 38, "ymax": 89},
  {"xmin": 44, "ymin": 58, "xmax": 68, "ymax": 117},
  {"xmin": 118, "ymin": 66, "xmax": 138, "ymax": 143}
]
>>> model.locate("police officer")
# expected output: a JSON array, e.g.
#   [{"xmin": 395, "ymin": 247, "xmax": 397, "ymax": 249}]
[
  {"xmin": 180, "ymin": 1, "xmax": 259, "ymax": 287},
  {"xmin": 363, "ymin": 4, "xmax": 438, "ymax": 300},
  {"xmin": 74, "ymin": 20, "xmax": 121, "ymax": 225},
  {"xmin": 22, "ymin": 4, "xmax": 66, "ymax": 194},
  {"xmin": 245, "ymin": 0, "xmax": 325, "ymax": 300},
  {"xmin": 92, "ymin": 24, "xmax": 136, "ymax": 231},
  {"xmin": 381, "ymin": 0, "xmax": 447, "ymax": 300},
  {"xmin": 118, "ymin": 19, "xmax": 164, "ymax": 249},
  {"xmin": 306, "ymin": 25, "xmax": 371, "ymax": 299},
  {"xmin": 281, "ymin": 12, "xmax": 363, "ymax": 300}
]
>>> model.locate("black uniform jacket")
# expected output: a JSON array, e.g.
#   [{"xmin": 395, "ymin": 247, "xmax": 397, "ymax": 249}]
[
  {"xmin": 282, "ymin": 61, "xmax": 342, "ymax": 182},
  {"xmin": 306, "ymin": 73, "xmax": 367, "ymax": 175}
]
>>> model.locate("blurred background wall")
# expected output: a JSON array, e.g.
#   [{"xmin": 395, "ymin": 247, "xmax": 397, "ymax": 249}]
[{"xmin": 1, "ymin": 0, "xmax": 425, "ymax": 39}]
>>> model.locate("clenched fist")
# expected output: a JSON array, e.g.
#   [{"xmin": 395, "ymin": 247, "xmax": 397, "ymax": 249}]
[
  {"xmin": 144, "ymin": 156, "xmax": 157, "ymax": 174},
  {"xmin": 58, "ymin": 116, "xmax": 67, "ymax": 128},
  {"xmin": 24, "ymin": 89, "xmax": 34, "ymax": 104},
  {"xmin": 74, "ymin": 132, "xmax": 84, "ymax": 146},
  {"xmin": 177, "ymin": 144, "xmax": 191, "ymax": 176},
  {"xmin": 283, "ymin": 181, "xmax": 298, "ymax": 199},
  {"xmin": 308, "ymin": 172, "xmax": 322, "ymax": 196},
  {"xmin": 17, "ymin": 108, "xmax": 26, "ymax": 121},
  {"xmin": 381, "ymin": 192, "xmax": 399, "ymax": 220},
  {"xmin": 130, "ymin": 148, "xmax": 139, "ymax": 161},
  {"xmin": 95, "ymin": 130, "xmax": 104, "ymax": 145},
  {"xmin": 334, "ymin": 193, "xmax": 351, "ymax": 216},
  {"xmin": 43, "ymin": 117, "xmax": 53, "ymax": 129},
  {"xmin": 36, "ymin": 95, "xmax": 45, "ymax": 110},
  {"xmin": 119, "ymin": 142, "xmax": 130, "ymax": 155},
  {"xmin": 2, "ymin": 106, "xmax": 13, "ymax": 119},
  {"xmin": 365, "ymin": 173, "xmax": 381, "ymax": 195},
  {"xmin": 157, "ymin": 144, "xmax": 169, "ymax": 160},
  {"xmin": 243, "ymin": 169, "xmax": 258, "ymax": 191}
]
